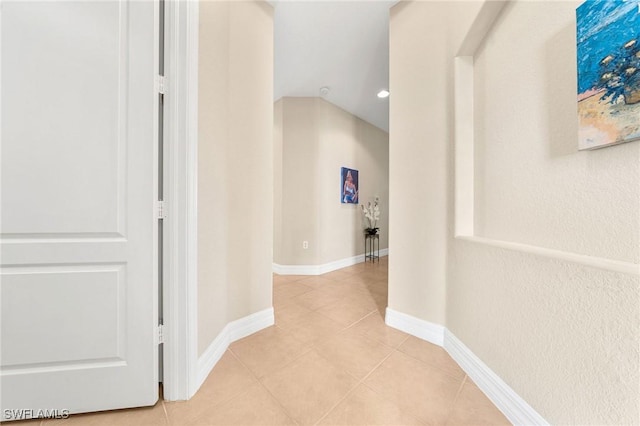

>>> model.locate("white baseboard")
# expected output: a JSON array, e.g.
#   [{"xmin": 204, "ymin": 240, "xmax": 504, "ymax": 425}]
[
  {"xmin": 385, "ymin": 308, "xmax": 548, "ymax": 426},
  {"xmin": 385, "ymin": 308, "xmax": 445, "ymax": 346},
  {"xmin": 443, "ymin": 331, "xmax": 548, "ymax": 426},
  {"xmin": 273, "ymin": 248, "xmax": 389, "ymax": 276},
  {"xmin": 272, "ymin": 263, "xmax": 324, "ymax": 275},
  {"xmin": 195, "ymin": 308, "xmax": 274, "ymax": 394}
]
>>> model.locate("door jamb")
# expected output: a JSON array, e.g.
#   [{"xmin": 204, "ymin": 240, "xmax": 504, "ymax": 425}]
[{"xmin": 162, "ymin": 0, "xmax": 199, "ymax": 401}]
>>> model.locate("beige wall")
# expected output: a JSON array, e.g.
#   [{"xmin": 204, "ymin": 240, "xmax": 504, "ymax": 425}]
[
  {"xmin": 275, "ymin": 98, "xmax": 320, "ymax": 265},
  {"xmin": 198, "ymin": 0, "xmax": 273, "ymax": 356},
  {"xmin": 390, "ymin": 1, "xmax": 640, "ymax": 424},
  {"xmin": 473, "ymin": 2, "xmax": 640, "ymax": 264},
  {"xmin": 274, "ymin": 97, "xmax": 389, "ymax": 266},
  {"xmin": 273, "ymin": 99, "xmax": 284, "ymax": 264},
  {"xmin": 389, "ymin": 1, "xmax": 480, "ymax": 324}
]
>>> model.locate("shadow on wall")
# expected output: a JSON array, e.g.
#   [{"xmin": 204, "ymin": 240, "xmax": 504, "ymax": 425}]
[{"xmin": 545, "ymin": 23, "xmax": 580, "ymax": 158}]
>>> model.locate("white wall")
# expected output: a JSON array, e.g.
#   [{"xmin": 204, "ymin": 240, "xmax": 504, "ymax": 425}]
[
  {"xmin": 390, "ymin": 1, "xmax": 640, "ymax": 424},
  {"xmin": 198, "ymin": 0, "xmax": 273, "ymax": 356},
  {"xmin": 274, "ymin": 97, "xmax": 389, "ymax": 267}
]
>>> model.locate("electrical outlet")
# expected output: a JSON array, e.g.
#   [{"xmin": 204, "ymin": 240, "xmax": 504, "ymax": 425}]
[{"xmin": 302, "ymin": 241, "xmax": 309, "ymax": 249}]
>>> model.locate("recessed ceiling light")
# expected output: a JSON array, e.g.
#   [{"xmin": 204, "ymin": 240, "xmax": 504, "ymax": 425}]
[{"xmin": 377, "ymin": 90, "xmax": 390, "ymax": 98}]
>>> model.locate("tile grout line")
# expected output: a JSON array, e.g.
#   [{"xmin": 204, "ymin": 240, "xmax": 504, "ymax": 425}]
[
  {"xmin": 255, "ymin": 378, "xmax": 301, "ymax": 426},
  {"xmin": 271, "ymin": 323, "xmax": 335, "ymax": 360},
  {"xmin": 225, "ymin": 349, "xmax": 301, "ymax": 425},
  {"xmin": 312, "ymin": 343, "xmax": 398, "ymax": 426},
  {"xmin": 394, "ymin": 332, "xmax": 411, "ymax": 348},
  {"xmin": 342, "ymin": 308, "xmax": 410, "ymax": 350},
  {"xmin": 229, "ymin": 337, "xmax": 318, "ymax": 425},
  {"xmin": 443, "ymin": 374, "xmax": 469, "ymax": 425},
  {"xmin": 186, "ymin": 349, "xmax": 267, "ymax": 415},
  {"xmin": 160, "ymin": 398, "xmax": 170, "ymax": 425},
  {"xmin": 395, "ymin": 342, "xmax": 468, "ymax": 382},
  {"xmin": 353, "ymin": 348, "xmax": 442, "ymax": 426},
  {"xmin": 266, "ymin": 267, "xmax": 390, "ymax": 425},
  {"xmin": 311, "ymin": 307, "xmax": 379, "ymax": 332},
  {"xmin": 228, "ymin": 347, "xmax": 302, "ymax": 425},
  {"xmin": 266, "ymin": 282, "xmax": 389, "ymax": 424},
  {"xmin": 380, "ymin": 346, "xmax": 468, "ymax": 425}
]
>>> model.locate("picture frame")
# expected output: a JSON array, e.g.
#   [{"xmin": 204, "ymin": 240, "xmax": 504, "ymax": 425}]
[
  {"xmin": 577, "ymin": 0, "xmax": 640, "ymax": 150},
  {"xmin": 340, "ymin": 167, "xmax": 359, "ymax": 204}
]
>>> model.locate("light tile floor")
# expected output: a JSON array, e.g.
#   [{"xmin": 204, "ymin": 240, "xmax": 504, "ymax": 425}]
[{"xmin": 40, "ymin": 257, "xmax": 510, "ymax": 425}]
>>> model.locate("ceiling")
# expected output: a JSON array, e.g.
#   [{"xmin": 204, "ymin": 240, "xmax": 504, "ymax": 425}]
[{"xmin": 274, "ymin": 1, "xmax": 393, "ymax": 132}]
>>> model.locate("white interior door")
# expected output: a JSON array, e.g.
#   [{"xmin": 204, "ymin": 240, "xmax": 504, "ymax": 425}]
[{"xmin": 1, "ymin": 0, "xmax": 159, "ymax": 419}]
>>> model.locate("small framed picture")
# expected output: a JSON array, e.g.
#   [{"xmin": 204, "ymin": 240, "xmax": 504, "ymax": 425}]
[{"xmin": 341, "ymin": 167, "xmax": 359, "ymax": 204}]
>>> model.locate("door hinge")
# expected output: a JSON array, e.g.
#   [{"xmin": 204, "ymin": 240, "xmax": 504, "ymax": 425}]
[
  {"xmin": 157, "ymin": 324, "xmax": 165, "ymax": 345},
  {"xmin": 157, "ymin": 75, "xmax": 167, "ymax": 95},
  {"xmin": 156, "ymin": 200, "xmax": 166, "ymax": 220}
]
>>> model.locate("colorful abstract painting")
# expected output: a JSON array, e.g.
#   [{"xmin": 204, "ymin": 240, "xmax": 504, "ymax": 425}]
[{"xmin": 577, "ymin": 0, "xmax": 640, "ymax": 150}]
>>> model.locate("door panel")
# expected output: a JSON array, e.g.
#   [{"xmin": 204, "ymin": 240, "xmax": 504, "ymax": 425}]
[
  {"xmin": 1, "ymin": 264, "xmax": 125, "ymax": 367},
  {"xmin": 1, "ymin": 0, "xmax": 158, "ymax": 418},
  {"xmin": 2, "ymin": 1, "xmax": 126, "ymax": 236}
]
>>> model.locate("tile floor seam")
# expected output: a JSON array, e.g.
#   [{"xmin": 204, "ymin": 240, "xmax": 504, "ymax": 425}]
[
  {"xmin": 200, "ymin": 349, "xmax": 271, "ymax": 409},
  {"xmin": 311, "ymin": 342, "xmax": 398, "ymax": 426},
  {"xmin": 160, "ymin": 398, "xmax": 170, "ymax": 425},
  {"xmin": 356, "ymin": 347, "xmax": 463, "ymax": 426},
  {"xmin": 218, "ymin": 347, "xmax": 300, "ymax": 426},
  {"xmin": 229, "ymin": 327, "xmax": 316, "ymax": 382},
  {"xmin": 343, "ymin": 310, "xmax": 375, "ymax": 329},
  {"xmin": 252, "ymin": 373, "xmax": 302, "ymax": 426},
  {"xmin": 312, "ymin": 320, "xmax": 398, "ymax": 358},
  {"xmin": 310, "ymin": 381, "xmax": 360, "ymax": 426},
  {"xmin": 293, "ymin": 297, "xmax": 342, "ymax": 313},
  {"xmin": 310, "ymin": 306, "xmax": 377, "ymax": 331},
  {"xmin": 395, "ymin": 333, "xmax": 411, "ymax": 347},
  {"xmin": 307, "ymin": 330, "xmax": 348, "ymax": 352},
  {"xmin": 227, "ymin": 345, "xmax": 258, "ymax": 377},
  {"xmin": 318, "ymin": 318, "xmax": 373, "ymax": 343},
  {"xmin": 396, "ymin": 345, "xmax": 467, "ymax": 382},
  {"xmin": 451, "ymin": 375, "xmax": 469, "ymax": 409},
  {"xmin": 309, "ymin": 345, "xmax": 365, "ymax": 384},
  {"xmin": 203, "ymin": 379, "xmax": 291, "ymax": 426},
  {"xmin": 257, "ymin": 347, "xmax": 357, "ymax": 426},
  {"xmin": 442, "ymin": 374, "xmax": 469, "ymax": 426},
  {"xmin": 275, "ymin": 322, "xmax": 348, "ymax": 351},
  {"xmin": 353, "ymin": 324, "xmax": 410, "ymax": 349}
]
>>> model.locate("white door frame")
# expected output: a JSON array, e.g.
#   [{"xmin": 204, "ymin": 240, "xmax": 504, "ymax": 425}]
[{"xmin": 162, "ymin": 0, "xmax": 200, "ymax": 401}]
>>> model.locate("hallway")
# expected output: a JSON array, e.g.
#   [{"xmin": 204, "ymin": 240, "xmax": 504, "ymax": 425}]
[{"xmin": 42, "ymin": 258, "xmax": 509, "ymax": 425}]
